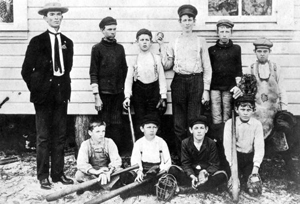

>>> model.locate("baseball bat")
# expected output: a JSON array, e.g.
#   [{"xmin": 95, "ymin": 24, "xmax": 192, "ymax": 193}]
[
  {"xmin": 127, "ymin": 106, "xmax": 136, "ymax": 144},
  {"xmin": 231, "ymin": 109, "xmax": 239, "ymax": 202},
  {"xmin": 46, "ymin": 164, "xmax": 138, "ymax": 202},
  {"xmin": 85, "ymin": 171, "xmax": 163, "ymax": 204}
]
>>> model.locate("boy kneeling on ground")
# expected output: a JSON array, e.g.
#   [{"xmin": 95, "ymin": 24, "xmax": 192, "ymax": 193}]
[{"xmin": 224, "ymin": 79, "xmax": 265, "ymax": 196}]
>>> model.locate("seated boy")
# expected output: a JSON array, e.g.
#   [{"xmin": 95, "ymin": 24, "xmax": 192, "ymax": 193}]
[
  {"xmin": 223, "ymin": 87, "xmax": 265, "ymax": 196},
  {"xmin": 168, "ymin": 116, "xmax": 227, "ymax": 193},
  {"xmin": 120, "ymin": 114, "xmax": 171, "ymax": 197},
  {"xmin": 75, "ymin": 121, "xmax": 122, "ymax": 192},
  {"xmin": 123, "ymin": 28, "xmax": 167, "ymax": 139}
]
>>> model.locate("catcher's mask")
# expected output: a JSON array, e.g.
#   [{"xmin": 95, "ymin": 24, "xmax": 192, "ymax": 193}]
[{"xmin": 155, "ymin": 174, "xmax": 177, "ymax": 201}]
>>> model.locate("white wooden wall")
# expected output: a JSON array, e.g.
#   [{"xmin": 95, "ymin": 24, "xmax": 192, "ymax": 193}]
[{"xmin": 0, "ymin": 0, "xmax": 299, "ymax": 115}]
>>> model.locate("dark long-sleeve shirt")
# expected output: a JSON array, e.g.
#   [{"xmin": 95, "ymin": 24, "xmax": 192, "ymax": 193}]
[
  {"xmin": 209, "ymin": 39, "xmax": 242, "ymax": 91},
  {"xmin": 89, "ymin": 38, "xmax": 127, "ymax": 94},
  {"xmin": 181, "ymin": 136, "xmax": 220, "ymax": 177}
]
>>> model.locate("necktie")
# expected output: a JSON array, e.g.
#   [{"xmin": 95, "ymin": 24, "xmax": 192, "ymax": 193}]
[{"xmin": 49, "ymin": 31, "xmax": 62, "ymax": 73}]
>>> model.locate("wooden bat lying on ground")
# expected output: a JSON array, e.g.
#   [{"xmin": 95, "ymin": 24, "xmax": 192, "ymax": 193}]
[
  {"xmin": 231, "ymin": 110, "xmax": 240, "ymax": 202},
  {"xmin": 46, "ymin": 164, "xmax": 139, "ymax": 202},
  {"xmin": 85, "ymin": 171, "xmax": 164, "ymax": 204}
]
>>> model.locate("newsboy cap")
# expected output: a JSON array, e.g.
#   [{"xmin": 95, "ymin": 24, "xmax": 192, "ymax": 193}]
[
  {"xmin": 141, "ymin": 114, "xmax": 160, "ymax": 127},
  {"xmin": 136, "ymin": 28, "xmax": 152, "ymax": 40},
  {"xmin": 189, "ymin": 116, "xmax": 208, "ymax": 128},
  {"xmin": 99, "ymin": 16, "xmax": 117, "ymax": 29},
  {"xmin": 178, "ymin": 4, "xmax": 198, "ymax": 17},
  {"xmin": 38, "ymin": 2, "xmax": 68, "ymax": 16},
  {"xmin": 253, "ymin": 37, "xmax": 273, "ymax": 49},
  {"xmin": 217, "ymin": 19, "xmax": 234, "ymax": 28}
]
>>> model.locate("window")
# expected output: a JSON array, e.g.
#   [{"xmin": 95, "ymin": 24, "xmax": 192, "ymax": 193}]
[
  {"xmin": 0, "ymin": 0, "xmax": 27, "ymax": 39},
  {"xmin": 192, "ymin": 0, "xmax": 294, "ymax": 29},
  {"xmin": 208, "ymin": 0, "xmax": 273, "ymax": 16}
]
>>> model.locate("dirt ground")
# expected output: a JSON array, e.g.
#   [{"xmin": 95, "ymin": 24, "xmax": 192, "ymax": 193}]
[{"xmin": 0, "ymin": 150, "xmax": 300, "ymax": 204}]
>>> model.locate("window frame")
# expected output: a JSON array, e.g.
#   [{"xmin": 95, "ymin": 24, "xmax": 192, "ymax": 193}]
[
  {"xmin": 0, "ymin": 0, "xmax": 28, "ymax": 39},
  {"xmin": 191, "ymin": 0, "xmax": 294, "ymax": 30}
]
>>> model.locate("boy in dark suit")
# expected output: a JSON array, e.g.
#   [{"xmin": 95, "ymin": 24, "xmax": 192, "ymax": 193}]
[{"xmin": 21, "ymin": 2, "xmax": 74, "ymax": 189}]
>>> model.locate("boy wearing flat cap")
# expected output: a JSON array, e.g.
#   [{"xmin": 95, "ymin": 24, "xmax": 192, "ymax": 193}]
[
  {"xmin": 90, "ymin": 16, "xmax": 128, "ymax": 150},
  {"xmin": 168, "ymin": 116, "xmax": 227, "ymax": 193},
  {"xmin": 123, "ymin": 28, "xmax": 167, "ymax": 139},
  {"xmin": 21, "ymin": 2, "xmax": 74, "ymax": 189},
  {"xmin": 248, "ymin": 38, "xmax": 299, "ymax": 182},
  {"xmin": 209, "ymin": 19, "xmax": 243, "ymax": 125},
  {"xmin": 119, "ymin": 114, "xmax": 171, "ymax": 198},
  {"xmin": 157, "ymin": 4, "xmax": 212, "ymax": 159}
]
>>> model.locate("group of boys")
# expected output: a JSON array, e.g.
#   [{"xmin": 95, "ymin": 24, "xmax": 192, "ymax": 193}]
[{"xmin": 21, "ymin": 1, "xmax": 298, "ymax": 200}]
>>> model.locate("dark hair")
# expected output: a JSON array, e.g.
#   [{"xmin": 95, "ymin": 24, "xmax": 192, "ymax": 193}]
[
  {"xmin": 88, "ymin": 121, "xmax": 106, "ymax": 131},
  {"xmin": 235, "ymin": 101, "xmax": 256, "ymax": 111},
  {"xmin": 179, "ymin": 14, "xmax": 195, "ymax": 22}
]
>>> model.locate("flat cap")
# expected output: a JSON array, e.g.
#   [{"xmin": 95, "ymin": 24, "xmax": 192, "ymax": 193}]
[
  {"xmin": 253, "ymin": 37, "xmax": 273, "ymax": 49},
  {"xmin": 141, "ymin": 114, "xmax": 160, "ymax": 126},
  {"xmin": 217, "ymin": 19, "xmax": 234, "ymax": 28},
  {"xmin": 136, "ymin": 28, "xmax": 152, "ymax": 40},
  {"xmin": 178, "ymin": 4, "xmax": 198, "ymax": 17},
  {"xmin": 189, "ymin": 116, "xmax": 208, "ymax": 128},
  {"xmin": 38, "ymin": 2, "xmax": 68, "ymax": 16},
  {"xmin": 99, "ymin": 16, "xmax": 117, "ymax": 29}
]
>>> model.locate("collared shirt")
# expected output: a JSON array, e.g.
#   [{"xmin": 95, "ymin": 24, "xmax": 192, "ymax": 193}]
[
  {"xmin": 223, "ymin": 117, "xmax": 265, "ymax": 168},
  {"xmin": 130, "ymin": 136, "xmax": 171, "ymax": 172},
  {"xmin": 124, "ymin": 52, "xmax": 167, "ymax": 99},
  {"xmin": 160, "ymin": 33, "xmax": 212, "ymax": 90},
  {"xmin": 47, "ymin": 26, "xmax": 65, "ymax": 76},
  {"xmin": 181, "ymin": 136, "xmax": 220, "ymax": 177},
  {"xmin": 76, "ymin": 138, "xmax": 122, "ymax": 174}
]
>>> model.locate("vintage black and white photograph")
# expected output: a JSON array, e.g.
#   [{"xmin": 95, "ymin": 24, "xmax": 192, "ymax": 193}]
[{"xmin": 0, "ymin": 0, "xmax": 299, "ymax": 203}]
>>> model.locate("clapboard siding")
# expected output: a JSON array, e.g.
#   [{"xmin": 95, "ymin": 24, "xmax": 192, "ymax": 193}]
[{"xmin": 0, "ymin": 0, "xmax": 300, "ymax": 115}]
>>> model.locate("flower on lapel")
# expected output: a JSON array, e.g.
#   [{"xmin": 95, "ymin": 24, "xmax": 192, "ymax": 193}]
[{"xmin": 62, "ymin": 41, "xmax": 67, "ymax": 49}]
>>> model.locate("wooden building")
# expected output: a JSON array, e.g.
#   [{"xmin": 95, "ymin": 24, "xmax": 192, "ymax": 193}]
[{"xmin": 0, "ymin": 0, "xmax": 299, "ymax": 117}]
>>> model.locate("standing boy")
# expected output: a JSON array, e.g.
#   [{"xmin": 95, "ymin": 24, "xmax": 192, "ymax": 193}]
[
  {"xmin": 249, "ymin": 37, "xmax": 298, "ymax": 182},
  {"xmin": 21, "ymin": 2, "xmax": 74, "ymax": 189},
  {"xmin": 209, "ymin": 19, "xmax": 243, "ymax": 125},
  {"xmin": 89, "ymin": 16, "xmax": 127, "ymax": 148},
  {"xmin": 123, "ymin": 28, "xmax": 167, "ymax": 139},
  {"xmin": 75, "ymin": 121, "xmax": 122, "ymax": 193},
  {"xmin": 168, "ymin": 116, "xmax": 227, "ymax": 193},
  {"xmin": 223, "ymin": 89, "xmax": 265, "ymax": 196},
  {"xmin": 157, "ymin": 4, "xmax": 212, "ymax": 157}
]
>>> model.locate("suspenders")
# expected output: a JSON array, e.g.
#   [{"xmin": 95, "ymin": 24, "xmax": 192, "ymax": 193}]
[
  {"xmin": 133, "ymin": 53, "xmax": 158, "ymax": 82},
  {"xmin": 174, "ymin": 36, "xmax": 201, "ymax": 73}
]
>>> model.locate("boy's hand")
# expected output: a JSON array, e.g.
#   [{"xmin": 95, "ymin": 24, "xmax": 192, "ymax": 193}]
[
  {"xmin": 135, "ymin": 170, "xmax": 144, "ymax": 183},
  {"xmin": 190, "ymin": 175, "xmax": 198, "ymax": 189},
  {"xmin": 123, "ymin": 98, "xmax": 130, "ymax": 110},
  {"xmin": 197, "ymin": 170, "xmax": 209, "ymax": 185},
  {"xmin": 230, "ymin": 86, "xmax": 243, "ymax": 99},
  {"xmin": 201, "ymin": 90, "xmax": 210, "ymax": 106},
  {"xmin": 98, "ymin": 173, "xmax": 109, "ymax": 185},
  {"xmin": 94, "ymin": 94, "xmax": 103, "ymax": 111},
  {"xmin": 155, "ymin": 32, "xmax": 164, "ymax": 45}
]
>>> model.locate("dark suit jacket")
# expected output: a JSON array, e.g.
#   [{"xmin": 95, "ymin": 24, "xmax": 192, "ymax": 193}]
[{"xmin": 21, "ymin": 31, "xmax": 73, "ymax": 104}]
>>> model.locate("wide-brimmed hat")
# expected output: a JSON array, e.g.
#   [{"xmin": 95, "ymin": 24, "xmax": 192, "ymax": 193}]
[{"xmin": 38, "ymin": 2, "xmax": 68, "ymax": 16}]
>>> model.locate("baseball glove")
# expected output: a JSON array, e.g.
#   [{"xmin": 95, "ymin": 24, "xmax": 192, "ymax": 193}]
[{"xmin": 247, "ymin": 173, "xmax": 262, "ymax": 196}]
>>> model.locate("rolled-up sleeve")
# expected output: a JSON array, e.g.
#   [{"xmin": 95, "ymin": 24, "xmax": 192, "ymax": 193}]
[
  {"xmin": 107, "ymin": 139, "xmax": 122, "ymax": 169},
  {"xmin": 77, "ymin": 141, "xmax": 93, "ymax": 174},
  {"xmin": 200, "ymin": 37, "xmax": 212, "ymax": 91}
]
